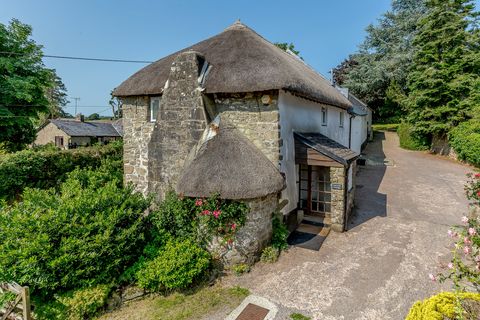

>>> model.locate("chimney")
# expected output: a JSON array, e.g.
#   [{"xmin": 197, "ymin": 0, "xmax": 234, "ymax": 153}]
[{"xmin": 76, "ymin": 113, "xmax": 84, "ymax": 122}]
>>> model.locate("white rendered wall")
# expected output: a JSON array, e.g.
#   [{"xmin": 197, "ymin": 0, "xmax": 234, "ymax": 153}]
[
  {"xmin": 278, "ymin": 90, "xmax": 351, "ymax": 214},
  {"xmin": 350, "ymin": 115, "xmax": 368, "ymax": 154}
]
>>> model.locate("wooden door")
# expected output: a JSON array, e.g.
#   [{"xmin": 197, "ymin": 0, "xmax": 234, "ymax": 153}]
[{"xmin": 299, "ymin": 164, "xmax": 332, "ymax": 215}]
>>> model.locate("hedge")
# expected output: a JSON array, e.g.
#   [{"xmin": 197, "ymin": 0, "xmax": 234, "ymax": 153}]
[
  {"xmin": 449, "ymin": 119, "xmax": 480, "ymax": 167},
  {"xmin": 0, "ymin": 141, "xmax": 122, "ymax": 201},
  {"xmin": 397, "ymin": 122, "xmax": 429, "ymax": 151}
]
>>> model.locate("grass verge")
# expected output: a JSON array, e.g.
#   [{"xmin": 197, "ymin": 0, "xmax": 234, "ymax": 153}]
[
  {"xmin": 372, "ymin": 123, "xmax": 399, "ymax": 132},
  {"xmin": 99, "ymin": 286, "xmax": 249, "ymax": 320}
]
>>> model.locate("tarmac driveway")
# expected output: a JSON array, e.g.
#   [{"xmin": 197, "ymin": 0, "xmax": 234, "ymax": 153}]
[{"xmin": 224, "ymin": 131, "xmax": 473, "ymax": 320}]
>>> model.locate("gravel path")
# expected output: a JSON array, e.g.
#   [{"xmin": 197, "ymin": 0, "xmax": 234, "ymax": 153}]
[{"xmin": 222, "ymin": 131, "xmax": 472, "ymax": 320}]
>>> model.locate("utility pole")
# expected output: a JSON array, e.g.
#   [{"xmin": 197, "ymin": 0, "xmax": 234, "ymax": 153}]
[{"xmin": 72, "ymin": 97, "xmax": 80, "ymax": 116}]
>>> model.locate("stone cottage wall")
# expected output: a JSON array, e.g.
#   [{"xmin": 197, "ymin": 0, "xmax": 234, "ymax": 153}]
[
  {"xmin": 211, "ymin": 193, "xmax": 278, "ymax": 266},
  {"xmin": 213, "ymin": 91, "xmax": 281, "ymax": 167},
  {"xmin": 330, "ymin": 166, "xmax": 346, "ymax": 232},
  {"xmin": 121, "ymin": 96, "xmax": 154, "ymax": 195}
]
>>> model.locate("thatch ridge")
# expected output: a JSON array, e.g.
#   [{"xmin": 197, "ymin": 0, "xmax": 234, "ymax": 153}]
[{"xmin": 113, "ymin": 21, "xmax": 351, "ymax": 109}]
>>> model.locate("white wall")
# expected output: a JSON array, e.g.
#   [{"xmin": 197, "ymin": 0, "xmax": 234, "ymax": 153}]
[
  {"xmin": 350, "ymin": 115, "xmax": 367, "ymax": 154},
  {"xmin": 278, "ymin": 90, "xmax": 351, "ymax": 214}
]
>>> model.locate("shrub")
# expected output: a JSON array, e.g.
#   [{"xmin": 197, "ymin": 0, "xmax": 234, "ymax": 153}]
[
  {"xmin": 449, "ymin": 120, "xmax": 480, "ymax": 167},
  {"xmin": 0, "ymin": 141, "xmax": 123, "ymax": 201},
  {"xmin": 271, "ymin": 216, "xmax": 289, "ymax": 251},
  {"xmin": 34, "ymin": 285, "xmax": 111, "ymax": 320},
  {"xmin": 136, "ymin": 238, "xmax": 211, "ymax": 291},
  {"xmin": 0, "ymin": 160, "xmax": 150, "ymax": 297},
  {"xmin": 397, "ymin": 122, "xmax": 429, "ymax": 150},
  {"xmin": 290, "ymin": 313, "xmax": 312, "ymax": 320},
  {"xmin": 260, "ymin": 246, "xmax": 280, "ymax": 263},
  {"xmin": 372, "ymin": 123, "xmax": 400, "ymax": 132},
  {"xmin": 406, "ymin": 292, "xmax": 480, "ymax": 320},
  {"xmin": 232, "ymin": 263, "xmax": 250, "ymax": 276}
]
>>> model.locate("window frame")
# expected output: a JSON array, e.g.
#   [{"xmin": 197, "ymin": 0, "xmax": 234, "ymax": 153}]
[
  {"xmin": 321, "ymin": 107, "xmax": 328, "ymax": 126},
  {"xmin": 150, "ymin": 96, "xmax": 161, "ymax": 122}
]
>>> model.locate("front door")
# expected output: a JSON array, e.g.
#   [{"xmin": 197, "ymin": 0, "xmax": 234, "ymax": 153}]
[{"xmin": 299, "ymin": 164, "xmax": 332, "ymax": 215}]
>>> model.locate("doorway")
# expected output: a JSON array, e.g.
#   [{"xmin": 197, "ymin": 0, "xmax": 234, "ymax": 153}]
[{"xmin": 298, "ymin": 164, "xmax": 332, "ymax": 216}]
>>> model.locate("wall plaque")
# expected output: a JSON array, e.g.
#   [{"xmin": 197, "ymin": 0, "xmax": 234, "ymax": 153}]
[{"xmin": 331, "ymin": 183, "xmax": 343, "ymax": 190}]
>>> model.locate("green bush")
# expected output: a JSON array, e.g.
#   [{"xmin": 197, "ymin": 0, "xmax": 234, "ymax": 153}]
[
  {"xmin": 260, "ymin": 246, "xmax": 280, "ymax": 263},
  {"xmin": 372, "ymin": 123, "xmax": 400, "ymax": 132},
  {"xmin": 136, "ymin": 238, "xmax": 211, "ymax": 291},
  {"xmin": 406, "ymin": 292, "xmax": 480, "ymax": 320},
  {"xmin": 271, "ymin": 216, "xmax": 289, "ymax": 251},
  {"xmin": 397, "ymin": 122, "xmax": 429, "ymax": 150},
  {"xmin": 34, "ymin": 285, "xmax": 111, "ymax": 320},
  {"xmin": 449, "ymin": 120, "xmax": 480, "ymax": 167},
  {"xmin": 0, "ymin": 141, "xmax": 123, "ymax": 201},
  {"xmin": 0, "ymin": 160, "xmax": 150, "ymax": 297},
  {"xmin": 290, "ymin": 313, "xmax": 311, "ymax": 320},
  {"xmin": 232, "ymin": 263, "xmax": 250, "ymax": 276}
]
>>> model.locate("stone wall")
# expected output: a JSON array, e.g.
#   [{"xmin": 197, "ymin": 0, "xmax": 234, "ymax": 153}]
[
  {"xmin": 147, "ymin": 51, "xmax": 208, "ymax": 200},
  {"xmin": 122, "ymin": 96, "xmax": 154, "ymax": 195},
  {"xmin": 211, "ymin": 193, "xmax": 278, "ymax": 266},
  {"xmin": 431, "ymin": 134, "xmax": 458, "ymax": 159},
  {"xmin": 330, "ymin": 166, "xmax": 346, "ymax": 232},
  {"xmin": 213, "ymin": 91, "xmax": 281, "ymax": 166},
  {"xmin": 345, "ymin": 162, "xmax": 357, "ymax": 229},
  {"xmin": 34, "ymin": 122, "xmax": 70, "ymax": 149}
]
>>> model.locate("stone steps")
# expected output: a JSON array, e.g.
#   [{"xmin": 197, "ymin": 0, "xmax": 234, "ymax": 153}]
[{"xmin": 287, "ymin": 214, "xmax": 331, "ymax": 251}]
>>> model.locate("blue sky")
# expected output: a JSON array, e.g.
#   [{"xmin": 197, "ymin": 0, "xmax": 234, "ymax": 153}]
[{"xmin": 1, "ymin": 0, "xmax": 395, "ymax": 116}]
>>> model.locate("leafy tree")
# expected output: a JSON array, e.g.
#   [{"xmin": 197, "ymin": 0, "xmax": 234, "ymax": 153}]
[
  {"xmin": 332, "ymin": 56, "xmax": 358, "ymax": 86},
  {"xmin": 0, "ymin": 19, "xmax": 66, "ymax": 151},
  {"xmin": 335, "ymin": 0, "xmax": 427, "ymax": 121},
  {"xmin": 87, "ymin": 112, "xmax": 100, "ymax": 120},
  {"xmin": 404, "ymin": 0, "xmax": 480, "ymax": 140},
  {"xmin": 274, "ymin": 42, "xmax": 302, "ymax": 59},
  {"xmin": 109, "ymin": 90, "xmax": 123, "ymax": 119}
]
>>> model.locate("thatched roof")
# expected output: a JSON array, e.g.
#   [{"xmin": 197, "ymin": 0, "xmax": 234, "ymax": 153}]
[
  {"xmin": 113, "ymin": 21, "xmax": 351, "ymax": 109},
  {"xmin": 176, "ymin": 119, "xmax": 285, "ymax": 200}
]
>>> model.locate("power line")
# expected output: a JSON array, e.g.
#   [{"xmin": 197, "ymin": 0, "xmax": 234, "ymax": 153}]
[{"xmin": 0, "ymin": 51, "xmax": 153, "ymax": 63}]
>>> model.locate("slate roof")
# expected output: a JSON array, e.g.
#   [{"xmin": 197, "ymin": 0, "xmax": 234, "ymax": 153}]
[
  {"xmin": 113, "ymin": 21, "xmax": 352, "ymax": 110},
  {"xmin": 294, "ymin": 132, "xmax": 359, "ymax": 166},
  {"xmin": 50, "ymin": 119, "xmax": 122, "ymax": 137}
]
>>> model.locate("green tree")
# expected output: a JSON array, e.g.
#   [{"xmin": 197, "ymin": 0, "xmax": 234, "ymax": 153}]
[
  {"xmin": 336, "ymin": 0, "xmax": 427, "ymax": 121},
  {"xmin": 404, "ymin": 0, "xmax": 480, "ymax": 140},
  {"xmin": 274, "ymin": 42, "xmax": 302, "ymax": 59},
  {"xmin": 0, "ymin": 19, "xmax": 66, "ymax": 151},
  {"xmin": 87, "ymin": 112, "xmax": 100, "ymax": 120}
]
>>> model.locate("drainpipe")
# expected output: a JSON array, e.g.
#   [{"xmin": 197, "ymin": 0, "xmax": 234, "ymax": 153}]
[{"xmin": 348, "ymin": 115, "xmax": 354, "ymax": 149}]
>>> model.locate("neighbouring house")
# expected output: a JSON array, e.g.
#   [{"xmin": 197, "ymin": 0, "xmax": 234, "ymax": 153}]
[
  {"xmin": 113, "ymin": 21, "xmax": 363, "ymax": 264},
  {"xmin": 34, "ymin": 116, "xmax": 123, "ymax": 149},
  {"xmin": 336, "ymin": 86, "xmax": 373, "ymax": 153}
]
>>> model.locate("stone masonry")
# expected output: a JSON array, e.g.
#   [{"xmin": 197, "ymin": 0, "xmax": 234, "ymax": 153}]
[
  {"xmin": 330, "ymin": 166, "xmax": 346, "ymax": 232},
  {"xmin": 147, "ymin": 51, "xmax": 208, "ymax": 200}
]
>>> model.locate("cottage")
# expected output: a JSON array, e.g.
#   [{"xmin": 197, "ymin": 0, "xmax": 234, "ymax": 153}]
[
  {"xmin": 34, "ymin": 117, "xmax": 123, "ymax": 149},
  {"xmin": 113, "ymin": 21, "xmax": 363, "ymax": 263}
]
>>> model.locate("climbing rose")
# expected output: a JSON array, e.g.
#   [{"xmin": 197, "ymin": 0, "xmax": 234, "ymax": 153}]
[
  {"xmin": 202, "ymin": 210, "xmax": 211, "ymax": 216},
  {"xmin": 213, "ymin": 210, "xmax": 221, "ymax": 218},
  {"xmin": 195, "ymin": 199, "xmax": 203, "ymax": 206},
  {"xmin": 464, "ymin": 246, "xmax": 472, "ymax": 255},
  {"xmin": 464, "ymin": 237, "xmax": 473, "ymax": 246},
  {"xmin": 469, "ymin": 227, "xmax": 477, "ymax": 236},
  {"xmin": 475, "ymin": 173, "xmax": 480, "ymax": 178},
  {"xmin": 477, "ymin": 190, "xmax": 480, "ymax": 197},
  {"xmin": 231, "ymin": 223, "xmax": 237, "ymax": 230},
  {"xmin": 429, "ymin": 273, "xmax": 436, "ymax": 281},
  {"xmin": 462, "ymin": 216, "xmax": 469, "ymax": 224},
  {"xmin": 448, "ymin": 230, "xmax": 457, "ymax": 238}
]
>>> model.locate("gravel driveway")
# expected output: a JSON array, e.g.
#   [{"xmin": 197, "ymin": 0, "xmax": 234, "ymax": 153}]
[{"xmin": 223, "ymin": 131, "xmax": 473, "ymax": 320}]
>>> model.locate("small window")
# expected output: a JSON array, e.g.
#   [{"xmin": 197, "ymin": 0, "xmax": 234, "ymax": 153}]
[
  {"xmin": 339, "ymin": 111, "xmax": 344, "ymax": 128},
  {"xmin": 150, "ymin": 97, "xmax": 161, "ymax": 122},
  {"xmin": 321, "ymin": 107, "xmax": 328, "ymax": 126},
  {"xmin": 54, "ymin": 136, "xmax": 64, "ymax": 147}
]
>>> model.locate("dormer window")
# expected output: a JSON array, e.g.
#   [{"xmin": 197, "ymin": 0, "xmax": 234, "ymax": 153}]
[
  {"xmin": 150, "ymin": 97, "xmax": 161, "ymax": 122},
  {"xmin": 321, "ymin": 107, "xmax": 328, "ymax": 126}
]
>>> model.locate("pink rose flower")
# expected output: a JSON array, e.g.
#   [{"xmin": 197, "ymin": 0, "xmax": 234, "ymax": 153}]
[
  {"xmin": 202, "ymin": 210, "xmax": 211, "ymax": 216},
  {"xmin": 464, "ymin": 237, "xmax": 473, "ymax": 245},
  {"xmin": 448, "ymin": 230, "xmax": 457, "ymax": 238},
  {"xmin": 212, "ymin": 210, "xmax": 221, "ymax": 218},
  {"xmin": 475, "ymin": 173, "xmax": 480, "ymax": 178},
  {"xmin": 195, "ymin": 199, "xmax": 203, "ymax": 206},
  {"xmin": 231, "ymin": 223, "xmax": 237, "ymax": 230},
  {"xmin": 464, "ymin": 246, "xmax": 472, "ymax": 255},
  {"xmin": 429, "ymin": 273, "xmax": 436, "ymax": 281},
  {"xmin": 462, "ymin": 216, "xmax": 469, "ymax": 224},
  {"xmin": 468, "ymin": 227, "xmax": 477, "ymax": 236}
]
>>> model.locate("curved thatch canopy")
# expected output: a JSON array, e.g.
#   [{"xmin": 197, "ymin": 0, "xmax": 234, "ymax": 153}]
[
  {"xmin": 113, "ymin": 21, "xmax": 351, "ymax": 110},
  {"xmin": 176, "ymin": 120, "xmax": 285, "ymax": 200}
]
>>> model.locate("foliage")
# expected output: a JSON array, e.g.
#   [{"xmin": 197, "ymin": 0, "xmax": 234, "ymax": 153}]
[
  {"xmin": 372, "ymin": 123, "xmax": 400, "ymax": 132},
  {"xmin": 332, "ymin": 56, "xmax": 358, "ymax": 86},
  {"xmin": 0, "ymin": 19, "xmax": 67, "ymax": 151},
  {"xmin": 274, "ymin": 42, "xmax": 302, "ymax": 59},
  {"xmin": 449, "ymin": 120, "xmax": 480, "ymax": 167},
  {"xmin": 271, "ymin": 216, "xmax": 289, "ymax": 250},
  {"xmin": 397, "ymin": 122, "xmax": 429, "ymax": 150},
  {"xmin": 290, "ymin": 313, "xmax": 312, "ymax": 320},
  {"xmin": 0, "ymin": 140, "xmax": 122, "ymax": 201},
  {"xmin": 136, "ymin": 238, "xmax": 210, "ymax": 291},
  {"xmin": 232, "ymin": 263, "xmax": 250, "ymax": 276},
  {"xmin": 260, "ymin": 246, "xmax": 280, "ymax": 263},
  {"xmin": 336, "ymin": 0, "xmax": 427, "ymax": 120},
  {"xmin": 0, "ymin": 161, "xmax": 150, "ymax": 298},
  {"xmin": 465, "ymin": 173, "xmax": 480, "ymax": 204},
  {"xmin": 404, "ymin": 0, "xmax": 480, "ymax": 140},
  {"xmin": 405, "ymin": 292, "xmax": 480, "ymax": 320},
  {"xmin": 87, "ymin": 112, "xmax": 100, "ymax": 120},
  {"xmin": 0, "ymin": 291, "xmax": 16, "ymax": 309}
]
